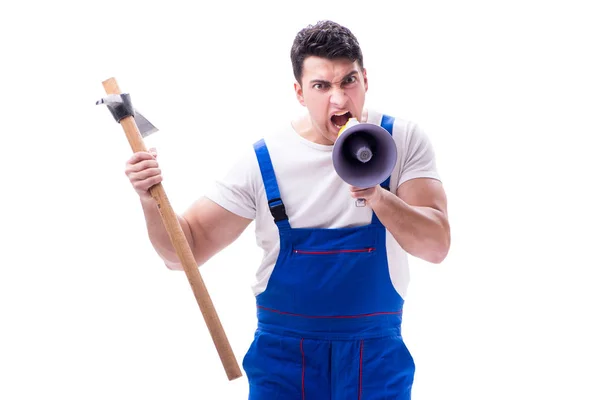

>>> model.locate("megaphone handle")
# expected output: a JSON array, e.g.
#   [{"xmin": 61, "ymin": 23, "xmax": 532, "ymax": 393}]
[{"xmin": 355, "ymin": 198, "xmax": 366, "ymax": 207}]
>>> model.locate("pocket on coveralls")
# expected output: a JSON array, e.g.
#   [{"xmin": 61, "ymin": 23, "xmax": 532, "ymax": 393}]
[
  {"xmin": 242, "ymin": 330, "xmax": 303, "ymax": 399},
  {"xmin": 293, "ymin": 247, "xmax": 376, "ymax": 255},
  {"xmin": 360, "ymin": 336, "xmax": 416, "ymax": 399}
]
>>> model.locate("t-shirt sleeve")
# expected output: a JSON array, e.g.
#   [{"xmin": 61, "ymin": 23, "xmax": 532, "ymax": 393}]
[
  {"xmin": 204, "ymin": 147, "xmax": 259, "ymax": 220},
  {"xmin": 397, "ymin": 123, "xmax": 441, "ymax": 189}
]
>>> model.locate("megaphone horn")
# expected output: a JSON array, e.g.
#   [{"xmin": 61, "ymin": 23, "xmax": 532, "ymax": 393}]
[{"xmin": 332, "ymin": 118, "xmax": 397, "ymax": 205}]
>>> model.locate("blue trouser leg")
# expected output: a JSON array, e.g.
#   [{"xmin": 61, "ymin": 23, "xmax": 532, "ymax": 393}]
[
  {"xmin": 243, "ymin": 330, "xmax": 331, "ymax": 399},
  {"xmin": 244, "ymin": 331, "xmax": 415, "ymax": 399},
  {"xmin": 331, "ymin": 336, "xmax": 415, "ymax": 400}
]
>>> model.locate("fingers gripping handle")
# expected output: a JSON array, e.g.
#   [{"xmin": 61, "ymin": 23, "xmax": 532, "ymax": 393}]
[{"xmin": 101, "ymin": 77, "xmax": 242, "ymax": 381}]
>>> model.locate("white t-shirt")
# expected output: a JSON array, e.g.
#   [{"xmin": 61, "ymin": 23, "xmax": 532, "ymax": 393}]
[{"xmin": 205, "ymin": 109, "xmax": 441, "ymax": 300}]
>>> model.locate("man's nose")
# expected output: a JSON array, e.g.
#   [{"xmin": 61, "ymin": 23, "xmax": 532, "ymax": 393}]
[{"xmin": 329, "ymin": 87, "xmax": 347, "ymax": 107}]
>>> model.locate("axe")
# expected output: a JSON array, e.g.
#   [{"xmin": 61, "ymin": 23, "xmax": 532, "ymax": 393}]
[{"xmin": 97, "ymin": 77, "xmax": 242, "ymax": 381}]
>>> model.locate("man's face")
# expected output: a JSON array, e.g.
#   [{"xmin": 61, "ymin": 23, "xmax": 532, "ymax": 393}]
[{"xmin": 294, "ymin": 56, "xmax": 368, "ymax": 145}]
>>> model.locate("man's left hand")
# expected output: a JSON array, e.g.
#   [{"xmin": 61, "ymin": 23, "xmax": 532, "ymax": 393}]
[{"xmin": 349, "ymin": 185, "xmax": 384, "ymax": 207}]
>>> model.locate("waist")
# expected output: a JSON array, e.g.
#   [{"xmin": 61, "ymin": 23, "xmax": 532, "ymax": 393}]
[{"xmin": 256, "ymin": 305, "xmax": 402, "ymax": 340}]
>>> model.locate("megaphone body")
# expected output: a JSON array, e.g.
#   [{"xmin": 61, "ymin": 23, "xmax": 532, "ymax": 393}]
[{"xmin": 332, "ymin": 118, "xmax": 397, "ymax": 192}]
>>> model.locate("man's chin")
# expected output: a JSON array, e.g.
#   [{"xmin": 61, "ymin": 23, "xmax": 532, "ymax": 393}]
[{"xmin": 328, "ymin": 125, "xmax": 343, "ymax": 140}]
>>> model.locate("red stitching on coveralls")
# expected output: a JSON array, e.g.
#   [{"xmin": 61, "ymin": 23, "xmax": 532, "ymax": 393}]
[
  {"xmin": 258, "ymin": 306, "xmax": 402, "ymax": 319},
  {"xmin": 300, "ymin": 338, "xmax": 305, "ymax": 400},
  {"xmin": 358, "ymin": 340, "xmax": 364, "ymax": 400},
  {"xmin": 293, "ymin": 247, "xmax": 376, "ymax": 254}
]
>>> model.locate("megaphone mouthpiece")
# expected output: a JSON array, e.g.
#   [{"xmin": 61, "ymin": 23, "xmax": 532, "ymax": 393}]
[{"xmin": 346, "ymin": 135, "xmax": 373, "ymax": 163}]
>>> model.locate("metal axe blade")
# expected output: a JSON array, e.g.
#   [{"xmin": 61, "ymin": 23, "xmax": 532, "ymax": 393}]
[{"xmin": 133, "ymin": 111, "xmax": 158, "ymax": 138}]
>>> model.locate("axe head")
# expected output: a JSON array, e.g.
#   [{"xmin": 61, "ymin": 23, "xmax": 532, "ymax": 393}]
[{"xmin": 96, "ymin": 93, "xmax": 159, "ymax": 138}]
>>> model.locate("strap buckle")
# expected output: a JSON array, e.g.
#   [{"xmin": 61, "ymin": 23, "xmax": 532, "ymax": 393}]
[{"xmin": 268, "ymin": 198, "xmax": 288, "ymax": 222}]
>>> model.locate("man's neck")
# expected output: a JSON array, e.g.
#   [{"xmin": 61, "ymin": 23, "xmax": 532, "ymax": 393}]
[{"xmin": 291, "ymin": 114, "xmax": 319, "ymax": 143}]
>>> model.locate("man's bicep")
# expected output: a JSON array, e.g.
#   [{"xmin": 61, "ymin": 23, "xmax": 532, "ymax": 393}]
[
  {"xmin": 396, "ymin": 122, "xmax": 440, "ymax": 192},
  {"xmin": 396, "ymin": 178, "xmax": 448, "ymax": 214},
  {"xmin": 183, "ymin": 197, "xmax": 253, "ymax": 265}
]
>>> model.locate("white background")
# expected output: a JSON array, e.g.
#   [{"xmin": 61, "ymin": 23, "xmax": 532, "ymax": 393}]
[{"xmin": 1, "ymin": 0, "xmax": 599, "ymax": 399}]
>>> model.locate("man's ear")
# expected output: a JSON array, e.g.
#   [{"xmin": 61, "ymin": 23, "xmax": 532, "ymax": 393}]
[
  {"xmin": 363, "ymin": 68, "xmax": 368, "ymax": 93},
  {"xmin": 294, "ymin": 81, "xmax": 305, "ymax": 106}
]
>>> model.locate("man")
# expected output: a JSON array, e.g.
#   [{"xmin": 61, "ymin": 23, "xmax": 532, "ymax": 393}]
[{"xmin": 125, "ymin": 20, "xmax": 450, "ymax": 399}]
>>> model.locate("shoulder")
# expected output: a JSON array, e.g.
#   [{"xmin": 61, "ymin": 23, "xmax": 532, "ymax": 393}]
[
  {"xmin": 366, "ymin": 108, "xmax": 440, "ymax": 186},
  {"xmin": 227, "ymin": 122, "xmax": 301, "ymax": 184},
  {"xmin": 366, "ymin": 108, "xmax": 427, "ymax": 146}
]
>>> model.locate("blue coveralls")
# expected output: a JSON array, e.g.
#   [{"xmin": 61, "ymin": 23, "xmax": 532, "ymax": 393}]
[{"xmin": 242, "ymin": 115, "xmax": 415, "ymax": 399}]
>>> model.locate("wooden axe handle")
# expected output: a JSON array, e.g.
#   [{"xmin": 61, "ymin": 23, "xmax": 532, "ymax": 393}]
[{"xmin": 102, "ymin": 77, "xmax": 242, "ymax": 381}]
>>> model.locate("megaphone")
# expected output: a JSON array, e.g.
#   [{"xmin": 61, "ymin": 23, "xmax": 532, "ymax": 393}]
[{"xmin": 332, "ymin": 118, "xmax": 397, "ymax": 198}]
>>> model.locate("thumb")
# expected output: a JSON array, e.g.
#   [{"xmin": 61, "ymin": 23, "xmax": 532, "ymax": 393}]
[{"xmin": 148, "ymin": 147, "xmax": 158, "ymax": 158}]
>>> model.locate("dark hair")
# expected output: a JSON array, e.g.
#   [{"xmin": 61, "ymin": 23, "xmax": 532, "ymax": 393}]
[{"xmin": 290, "ymin": 20, "xmax": 364, "ymax": 84}]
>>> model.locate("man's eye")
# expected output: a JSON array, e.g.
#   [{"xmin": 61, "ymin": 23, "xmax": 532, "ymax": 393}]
[
  {"xmin": 345, "ymin": 76, "xmax": 357, "ymax": 84},
  {"xmin": 313, "ymin": 83, "xmax": 327, "ymax": 90}
]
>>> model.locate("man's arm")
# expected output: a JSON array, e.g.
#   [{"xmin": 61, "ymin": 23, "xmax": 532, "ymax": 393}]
[
  {"xmin": 127, "ymin": 149, "xmax": 252, "ymax": 270},
  {"xmin": 141, "ymin": 196, "xmax": 252, "ymax": 270},
  {"xmin": 350, "ymin": 178, "xmax": 450, "ymax": 263}
]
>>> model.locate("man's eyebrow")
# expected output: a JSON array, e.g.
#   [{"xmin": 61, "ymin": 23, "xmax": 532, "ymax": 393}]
[
  {"xmin": 309, "ymin": 70, "xmax": 360, "ymax": 86},
  {"xmin": 342, "ymin": 70, "xmax": 359, "ymax": 79},
  {"xmin": 309, "ymin": 78, "xmax": 331, "ymax": 85}
]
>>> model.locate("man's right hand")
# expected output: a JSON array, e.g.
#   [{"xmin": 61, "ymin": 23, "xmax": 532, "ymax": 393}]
[{"xmin": 125, "ymin": 147, "xmax": 162, "ymax": 200}]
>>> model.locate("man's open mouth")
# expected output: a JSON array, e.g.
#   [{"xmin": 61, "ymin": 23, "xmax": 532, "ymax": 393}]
[{"xmin": 331, "ymin": 111, "xmax": 352, "ymax": 129}]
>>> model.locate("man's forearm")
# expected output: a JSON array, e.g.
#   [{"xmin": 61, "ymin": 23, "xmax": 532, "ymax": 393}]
[
  {"xmin": 370, "ymin": 189, "xmax": 450, "ymax": 263},
  {"xmin": 139, "ymin": 197, "xmax": 193, "ymax": 269}
]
